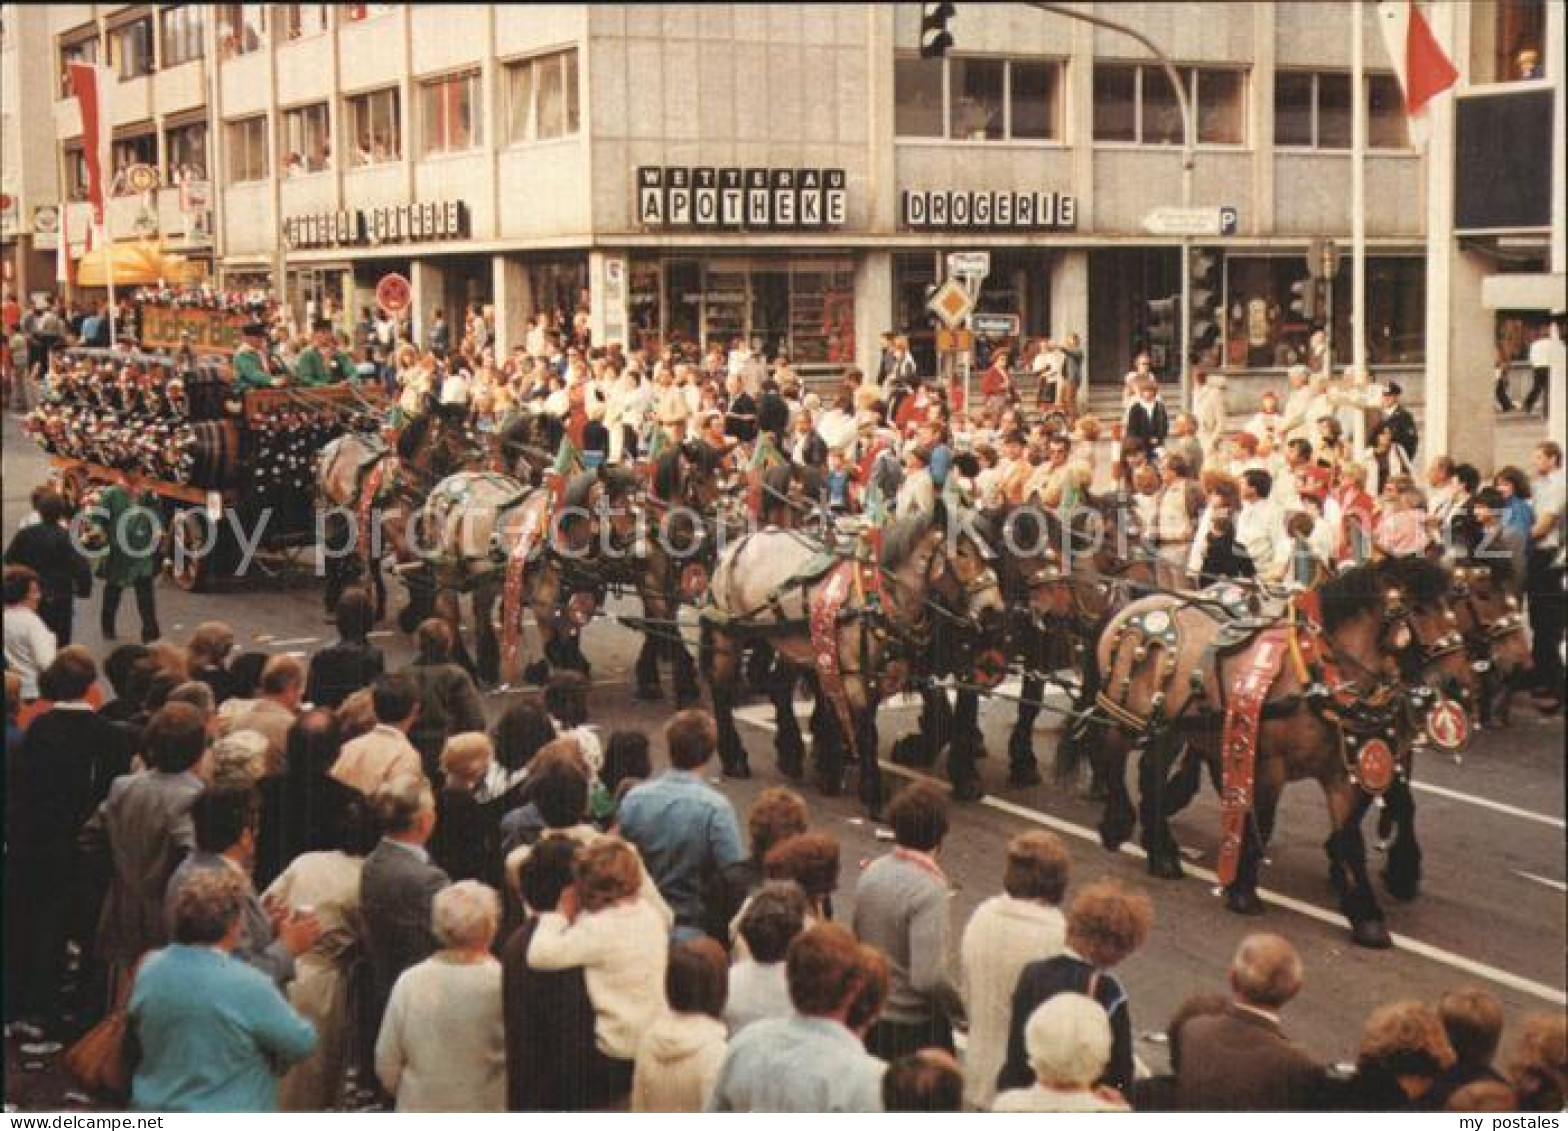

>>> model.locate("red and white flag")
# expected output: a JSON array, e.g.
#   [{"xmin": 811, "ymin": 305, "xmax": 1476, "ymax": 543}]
[
  {"xmin": 67, "ymin": 62, "xmax": 114, "ymax": 234},
  {"xmin": 1375, "ymin": 1, "xmax": 1459, "ymax": 145}
]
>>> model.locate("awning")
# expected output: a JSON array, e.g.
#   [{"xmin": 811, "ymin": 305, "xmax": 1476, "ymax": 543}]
[{"xmin": 75, "ymin": 240, "xmax": 204, "ymax": 287}]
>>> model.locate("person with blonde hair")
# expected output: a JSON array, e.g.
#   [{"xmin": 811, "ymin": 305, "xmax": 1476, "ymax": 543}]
[
  {"xmin": 527, "ymin": 836, "xmax": 671, "ymax": 1105},
  {"xmin": 186, "ymin": 621, "xmax": 237, "ymax": 703},
  {"xmin": 997, "ymin": 880, "xmax": 1153, "ymax": 1095},
  {"xmin": 376, "ymin": 881, "xmax": 504, "ymax": 1111},
  {"xmin": 430, "ymin": 732, "xmax": 506, "ymax": 888},
  {"xmin": 992, "ymin": 994, "xmax": 1130, "ymax": 1112},
  {"xmin": 1331, "ymin": 1000, "xmax": 1456, "ymax": 1110}
]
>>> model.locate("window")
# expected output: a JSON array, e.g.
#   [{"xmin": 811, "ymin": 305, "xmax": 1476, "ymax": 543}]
[
  {"xmin": 894, "ymin": 55, "xmax": 1064, "ymax": 141},
  {"xmin": 111, "ymin": 16, "xmax": 154, "ymax": 80},
  {"xmin": 227, "ymin": 116, "xmax": 270, "ymax": 183},
  {"xmin": 216, "ymin": 4, "xmax": 265, "ymax": 59},
  {"xmin": 1491, "ymin": 0, "xmax": 1546, "ymax": 83},
  {"xmin": 503, "ymin": 49, "xmax": 580, "ymax": 144},
  {"xmin": 1092, "ymin": 64, "xmax": 1248, "ymax": 145},
  {"xmin": 280, "ymin": 4, "xmax": 330, "ymax": 40},
  {"xmin": 421, "ymin": 71, "xmax": 482, "ymax": 154},
  {"xmin": 1366, "ymin": 73, "xmax": 1410, "ymax": 149},
  {"xmin": 160, "ymin": 6, "xmax": 204, "ymax": 67},
  {"xmin": 165, "ymin": 120, "xmax": 208, "ymax": 182},
  {"xmin": 346, "ymin": 88, "xmax": 401, "ymax": 166},
  {"xmin": 111, "ymin": 133, "xmax": 157, "ymax": 187},
  {"xmin": 894, "ymin": 57, "xmax": 943, "ymax": 137},
  {"xmin": 281, "ymin": 103, "xmax": 331, "ymax": 175},
  {"xmin": 59, "ymin": 30, "xmax": 100, "ymax": 98},
  {"xmin": 1272, "ymin": 71, "xmax": 1409, "ymax": 150},
  {"xmin": 63, "ymin": 145, "xmax": 89, "ymax": 199}
]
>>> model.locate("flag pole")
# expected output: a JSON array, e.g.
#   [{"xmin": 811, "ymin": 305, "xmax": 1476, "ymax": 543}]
[{"xmin": 1352, "ymin": 1, "xmax": 1368, "ymax": 387}]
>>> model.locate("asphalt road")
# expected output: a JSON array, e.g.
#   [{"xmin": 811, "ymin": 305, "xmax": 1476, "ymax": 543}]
[{"xmin": 5, "ymin": 410, "xmax": 1564, "ymax": 1107}]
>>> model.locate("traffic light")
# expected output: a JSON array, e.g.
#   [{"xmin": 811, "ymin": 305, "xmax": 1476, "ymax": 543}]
[
  {"xmin": 920, "ymin": 2, "xmax": 956, "ymax": 59},
  {"xmin": 1189, "ymin": 248, "xmax": 1222, "ymax": 361},
  {"xmin": 1288, "ymin": 277, "xmax": 1318, "ymax": 321}
]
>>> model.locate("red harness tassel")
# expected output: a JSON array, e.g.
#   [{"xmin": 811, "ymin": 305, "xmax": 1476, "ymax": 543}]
[{"xmin": 1218, "ymin": 628, "xmax": 1290, "ymax": 886}]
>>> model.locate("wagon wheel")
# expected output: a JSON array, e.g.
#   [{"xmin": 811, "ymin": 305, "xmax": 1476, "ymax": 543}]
[{"xmin": 170, "ymin": 509, "xmax": 213, "ymax": 592}]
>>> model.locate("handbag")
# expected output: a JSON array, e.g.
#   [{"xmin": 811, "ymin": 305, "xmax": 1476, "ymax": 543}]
[{"xmin": 64, "ymin": 958, "xmax": 142, "ymax": 1101}]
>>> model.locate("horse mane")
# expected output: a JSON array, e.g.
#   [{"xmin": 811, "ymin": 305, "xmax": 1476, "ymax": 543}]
[
  {"xmin": 1317, "ymin": 562, "xmax": 1387, "ymax": 634},
  {"xmin": 564, "ymin": 471, "xmax": 599, "ymax": 510},
  {"xmin": 396, "ymin": 412, "xmax": 433, "ymax": 460},
  {"xmin": 598, "ymin": 464, "xmax": 642, "ymax": 501},
  {"xmin": 1377, "ymin": 554, "xmax": 1452, "ymax": 610},
  {"xmin": 879, "ymin": 508, "xmax": 940, "ymax": 571}
]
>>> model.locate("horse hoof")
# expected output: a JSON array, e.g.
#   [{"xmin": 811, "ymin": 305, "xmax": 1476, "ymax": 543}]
[
  {"xmin": 1223, "ymin": 888, "xmax": 1264, "ymax": 915},
  {"xmin": 1148, "ymin": 854, "xmax": 1186, "ymax": 881},
  {"xmin": 1350, "ymin": 919, "xmax": 1393, "ymax": 949},
  {"xmin": 1382, "ymin": 868, "xmax": 1421, "ymax": 902},
  {"xmin": 951, "ymin": 778, "xmax": 984, "ymax": 803},
  {"xmin": 634, "ymin": 683, "xmax": 663, "ymax": 702},
  {"xmin": 1008, "ymin": 765, "xmax": 1043, "ymax": 788},
  {"xmin": 1099, "ymin": 817, "xmax": 1134, "ymax": 852},
  {"xmin": 890, "ymin": 735, "xmax": 935, "ymax": 768}
]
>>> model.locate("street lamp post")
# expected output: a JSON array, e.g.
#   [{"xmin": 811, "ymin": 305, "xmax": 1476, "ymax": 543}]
[{"xmin": 1021, "ymin": 3, "xmax": 1196, "ymax": 402}]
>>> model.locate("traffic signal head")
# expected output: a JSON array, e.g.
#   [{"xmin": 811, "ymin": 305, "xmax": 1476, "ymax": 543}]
[
  {"xmin": 920, "ymin": 2, "xmax": 956, "ymax": 59},
  {"xmin": 1288, "ymin": 278, "xmax": 1317, "ymax": 320}
]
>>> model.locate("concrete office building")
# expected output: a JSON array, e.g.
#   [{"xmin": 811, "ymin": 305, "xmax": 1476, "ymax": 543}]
[
  {"xmin": 2, "ymin": 4, "xmax": 62, "ymax": 298},
  {"xmin": 34, "ymin": 3, "xmax": 1562, "ymax": 450}
]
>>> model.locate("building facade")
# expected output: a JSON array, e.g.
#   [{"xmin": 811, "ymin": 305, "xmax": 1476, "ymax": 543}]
[
  {"xmin": 2, "ymin": 4, "xmax": 62, "ymax": 299},
  {"xmin": 33, "ymin": 2, "xmax": 1559, "ymax": 422}
]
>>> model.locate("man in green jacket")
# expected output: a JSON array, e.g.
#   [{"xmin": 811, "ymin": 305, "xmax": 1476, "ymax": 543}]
[
  {"xmin": 232, "ymin": 322, "xmax": 289, "ymax": 393},
  {"xmin": 292, "ymin": 319, "xmax": 356, "ymax": 387},
  {"xmin": 90, "ymin": 471, "xmax": 163, "ymax": 642}
]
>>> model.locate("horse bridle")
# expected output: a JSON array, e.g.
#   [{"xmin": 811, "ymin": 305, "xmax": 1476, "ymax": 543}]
[{"xmin": 1450, "ymin": 566, "xmax": 1528, "ymax": 668}]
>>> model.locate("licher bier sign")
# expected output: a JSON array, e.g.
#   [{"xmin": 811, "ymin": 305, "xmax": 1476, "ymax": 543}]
[{"xmin": 141, "ymin": 306, "xmax": 249, "ymax": 355}]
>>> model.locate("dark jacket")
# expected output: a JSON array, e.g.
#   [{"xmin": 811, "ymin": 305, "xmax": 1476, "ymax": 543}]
[
  {"xmin": 189, "ymin": 663, "xmax": 238, "ymax": 706},
  {"xmin": 1381, "ymin": 404, "xmax": 1419, "ymax": 461},
  {"xmin": 1176, "ymin": 1004, "xmax": 1325, "ymax": 1111},
  {"xmin": 1421, "ymin": 1061, "xmax": 1507, "ymax": 1111},
  {"xmin": 305, "ymin": 639, "xmax": 385, "ymax": 709},
  {"xmin": 429, "ymin": 787, "xmax": 507, "ymax": 891},
  {"xmin": 360, "ymin": 838, "xmax": 449, "ymax": 1028},
  {"xmin": 254, "ymin": 769, "xmax": 368, "ymax": 891},
  {"xmin": 756, "ymin": 391, "xmax": 790, "ymax": 441},
  {"xmin": 1321, "ymin": 1062, "xmax": 1421, "ymax": 1111},
  {"xmin": 502, "ymin": 917, "xmax": 597, "ymax": 1111},
  {"xmin": 400, "ymin": 660, "xmax": 486, "ymax": 779},
  {"xmin": 1125, "ymin": 399, "xmax": 1170, "ymax": 448},
  {"xmin": 7, "ymin": 707, "xmax": 132, "ymax": 875},
  {"xmin": 4, "ymin": 521, "xmax": 92, "ymax": 605},
  {"xmin": 998, "ymin": 954, "xmax": 1134, "ymax": 1096}
]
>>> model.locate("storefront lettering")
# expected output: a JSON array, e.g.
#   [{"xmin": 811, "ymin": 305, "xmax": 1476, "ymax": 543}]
[
  {"xmin": 902, "ymin": 189, "xmax": 1077, "ymax": 232},
  {"xmin": 637, "ymin": 167, "xmax": 846, "ymax": 230},
  {"xmin": 282, "ymin": 201, "xmax": 469, "ymax": 249}
]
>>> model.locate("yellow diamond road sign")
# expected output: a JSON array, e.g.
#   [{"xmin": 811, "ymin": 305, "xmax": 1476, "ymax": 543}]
[{"xmin": 928, "ymin": 279, "xmax": 974, "ymax": 330}]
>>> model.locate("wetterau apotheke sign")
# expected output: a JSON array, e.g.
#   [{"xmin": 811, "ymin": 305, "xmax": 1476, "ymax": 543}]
[
  {"xmin": 283, "ymin": 201, "xmax": 469, "ymax": 250},
  {"xmin": 637, "ymin": 168, "xmax": 847, "ymax": 229},
  {"xmin": 902, "ymin": 189, "xmax": 1077, "ymax": 231}
]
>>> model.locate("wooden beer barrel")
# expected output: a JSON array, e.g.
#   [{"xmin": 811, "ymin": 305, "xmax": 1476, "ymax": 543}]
[{"xmin": 187, "ymin": 420, "xmax": 242, "ymax": 488}]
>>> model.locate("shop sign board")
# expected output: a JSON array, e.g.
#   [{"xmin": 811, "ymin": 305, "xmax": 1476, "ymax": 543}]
[
  {"xmin": 928, "ymin": 279, "xmax": 975, "ymax": 330},
  {"xmin": 32, "ymin": 205, "xmax": 60, "ymax": 250},
  {"xmin": 1142, "ymin": 205, "xmax": 1239, "ymax": 237},
  {"xmin": 971, "ymin": 312, "xmax": 1021, "ymax": 337},
  {"xmin": 637, "ymin": 167, "xmax": 847, "ymax": 230},
  {"xmin": 903, "ymin": 189, "xmax": 1076, "ymax": 231},
  {"xmin": 142, "ymin": 305, "xmax": 247, "ymax": 355},
  {"xmin": 282, "ymin": 200, "xmax": 469, "ymax": 250},
  {"xmin": 936, "ymin": 328, "xmax": 974, "ymax": 354}
]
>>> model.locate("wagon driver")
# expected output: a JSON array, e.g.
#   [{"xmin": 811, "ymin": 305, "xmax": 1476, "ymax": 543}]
[
  {"xmin": 231, "ymin": 321, "xmax": 289, "ymax": 393},
  {"xmin": 293, "ymin": 318, "xmax": 358, "ymax": 388}
]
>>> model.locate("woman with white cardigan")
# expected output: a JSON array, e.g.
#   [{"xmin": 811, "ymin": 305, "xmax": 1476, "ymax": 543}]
[
  {"xmin": 631, "ymin": 938, "xmax": 730, "ymax": 1112},
  {"xmin": 376, "ymin": 881, "xmax": 506, "ymax": 1112},
  {"xmin": 527, "ymin": 836, "xmax": 671, "ymax": 1106},
  {"xmin": 959, "ymin": 832, "xmax": 1071, "ymax": 1111}
]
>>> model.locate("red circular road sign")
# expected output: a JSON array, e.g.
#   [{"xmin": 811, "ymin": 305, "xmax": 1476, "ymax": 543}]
[{"xmin": 375, "ymin": 272, "xmax": 412, "ymax": 316}]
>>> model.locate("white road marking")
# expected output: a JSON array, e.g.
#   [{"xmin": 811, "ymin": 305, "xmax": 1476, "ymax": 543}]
[
  {"xmin": 731, "ymin": 709, "xmax": 1567, "ymax": 1007},
  {"xmin": 367, "ymin": 631, "xmax": 395, "ymax": 639},
  {"xmin": 1407, "ymin": 780, "xmax": 1564, "ymax": 830},
  {"xmin": 1512, "ymin": 870, "xmax": 1568, "ymax": 893},
  {"xmin": 267, "ymin": 637, "xmax": 320, "ymax": 648}
]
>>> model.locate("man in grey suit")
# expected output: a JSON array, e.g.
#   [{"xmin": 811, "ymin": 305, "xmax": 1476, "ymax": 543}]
[
  {"xmin": 1176, "ymin": 933, "xmax": 1326, "ymax": 1111},
  {"xmin": 361, "ymin": 775, "xmax": 449, "ymax": 1032},
  {"xmin": 80, "ymin": 703, "xmax": 208, "ymax": 991},
  {"xmin": 164, "ymin": 787, "xmax": 320, "ymax": 987}
]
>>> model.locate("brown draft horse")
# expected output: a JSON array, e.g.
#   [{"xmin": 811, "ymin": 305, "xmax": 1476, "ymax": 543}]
[
  {"xmin": 1058, "ymin": 556, "xmax": 1472, "ymax": 948},
  {"xmin": 701, "ymin": 505, "xmax": 1005, "ymax": 814},
  {"xmin": 1447, "ymin": 560, "xmax": 1534, "ymax": 724},
  {"xmin": 315, "ymin": 411, "xmax": 483, "ymax": 622}
]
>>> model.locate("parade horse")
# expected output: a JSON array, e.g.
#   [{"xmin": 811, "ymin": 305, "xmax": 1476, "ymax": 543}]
[
  {"xmin": 495, "ymin": 410, "xmax": 565, "ymax": 485},
  {"xmin": 1447, "ymin": 558, "xmax": 1533, "ymax": 724},
  {"xmin": 405, "ymin": 465, "xmax": 644, "ymax": 687},
  {"xmin": 610, "ymin": 440, "xmax": 729, "ymax": 705},
  {"xmin": 1056, "ymin": 556, "xmax": 1473, "ymax": 948},
  {"xmin": 891, "ymin": 491, "xmax": 1183, "ymax": 797},
  {"xmin": 314, "ymin": 411, "xmax": 484, "ymax": 622},
  {"xmin": 701, "ymin": 503, "xmax": 1006, "ymax": 815}
]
